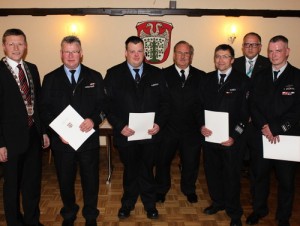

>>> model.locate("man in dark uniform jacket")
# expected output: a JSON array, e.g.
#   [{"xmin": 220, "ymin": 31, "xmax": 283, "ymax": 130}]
[
  {"xmin": 41, "ymin": 36, "xmax": 105, "ymax": 226},
  {"xmin": 246, "ymin": 36, "xmax": 300, "ymax": 226},
  {"xmin": 233, "ymin": 32, "xmax": 271, "ymax": 178},
  {"xmin": 200, "ymin": 44, "xmax": 249, "ymax": 226},
  {"xmin": 0, "ymin": 28, "xmax": 50, "ymax": 226},
  {"xmin": 104, "ymin": 36, "xmax": 169, "ymax": 220},
  {"xmin": 155, "ymin": 41, "xmax": 205, "ymax": 203}
]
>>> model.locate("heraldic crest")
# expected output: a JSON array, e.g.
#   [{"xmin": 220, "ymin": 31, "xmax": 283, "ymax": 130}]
[{"xmin": 136, "ymin": 21, "xmax": 173, "ymax": 64}]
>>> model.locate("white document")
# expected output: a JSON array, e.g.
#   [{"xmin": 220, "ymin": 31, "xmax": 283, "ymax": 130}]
[
  {"xmin": 128, "ymin": 112, "xmax": 155, "ymax": 141},
  {"xmin": 204, "ymin": 110, "xmax": 229, "ymax": 144},
  {"xmin": 263, "ymin": 135, "xmax": 300, "ymax": 162},
  {"xmin": 49, "ymin": 105, "xmax": 95, "ymax": 151}
]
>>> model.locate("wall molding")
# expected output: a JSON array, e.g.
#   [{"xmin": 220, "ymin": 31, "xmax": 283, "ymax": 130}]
[{"xmin": 0, "ymin": 8, "xmax": 300, "ymax": 17}]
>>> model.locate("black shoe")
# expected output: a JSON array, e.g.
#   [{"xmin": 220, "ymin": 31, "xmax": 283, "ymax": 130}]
[
  {"xmin": 278, "ymin": 220, "xmax": 290, "ymax": 226},
  {"xmin": 203, "ymin": 205, "xmax": 225, "ymax": 215},
  {"xmin": 246, "ymin": 212, "xmax": 264, "ymax": 225},
  {"xmin": 230, "ymin": 219, "xmax": 242, "ymax": 226},
  {"xmin": 85, "ymin": 219, "xmax": 97, "ymax": 226},
  {"xmin": 186, "ymin": 193, "xmax": 198, "ymax": 203},
  {"xmin": 146, "ymin": 208, "xmax": 159, "ymax": 219},
  {"xmin": 118, "ymin": 206, "xmax": 133, "ymax": 219},
  {"xmin": 62, "ymin": 220, "xmax": 75, "ymax": 226},
  {"xmin": 156, "ymin": 193, "xmax": 166, "ymax": 203}
]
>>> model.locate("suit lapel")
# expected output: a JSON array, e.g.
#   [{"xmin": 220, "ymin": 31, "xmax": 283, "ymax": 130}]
[
  {"xmin": 253, "ymin": 56, "xmax": 263, "ymax": 75},
  {"xmin": 241, "ymin": 57, "xmax": 247, "ymax": 74}
]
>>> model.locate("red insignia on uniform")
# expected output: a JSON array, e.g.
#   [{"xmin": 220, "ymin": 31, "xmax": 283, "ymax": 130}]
[{"xmin": 136, "ymin": 20, "xmax": 173, "ymax": 64}]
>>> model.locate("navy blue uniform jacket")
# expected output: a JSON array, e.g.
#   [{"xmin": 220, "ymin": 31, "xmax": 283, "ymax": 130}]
[
  {"xmin": 250, "ymin": 63, "xmax": 300, "ymax": 136},
  {"xmin": 41, "ymin": 64, "xmax": 105, "ymax": 152},
  {"xmin": 104, "ymin": 61, "xmax": 170, "ymax": 147},
  {"xmin": 200, "ymin": 68, "xmax": 250, "ymax": 143},
  {"xmin": 163, "ymin": 64, "xmax": 205, "ymax": 137}
]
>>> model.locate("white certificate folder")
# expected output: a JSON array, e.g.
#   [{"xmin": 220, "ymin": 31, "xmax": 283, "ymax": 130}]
[
  {"xmin": 204, "ymin": 110, "xmax": 229, "ymax": 144},
  {"xmin": 263, "ymin": 135, "xmax": 300, "ymax": 162},
  {"xmin": 128, "ymin": 112, "xmax": 155, "ymax": 141},
  {"xmin": 49, "ymin": 105, "xmax": 95, "ymax": 151}
]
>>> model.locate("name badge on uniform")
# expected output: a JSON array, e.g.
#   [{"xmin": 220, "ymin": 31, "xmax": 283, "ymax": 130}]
[
  {"xmin": 282, "ymin": 85, "xmax": 295, "ymax": 95},
  {"xmin": 225, "ymin": 88, "xmax": 236, "ymax": 94}
]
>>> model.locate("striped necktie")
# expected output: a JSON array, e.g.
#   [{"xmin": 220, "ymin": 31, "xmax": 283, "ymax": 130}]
[
  {"xmin": 247, "ymin": 60, "xmax": 253, "ymax": 77},
  {"xmin": 17, "ymin": 64, "xmax": 33, "ymax": 126}
]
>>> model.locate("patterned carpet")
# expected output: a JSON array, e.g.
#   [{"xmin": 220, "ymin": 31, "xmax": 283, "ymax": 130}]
[{"xmin": 0, "ymin": 147, "xmax": 299, "ymax": 226}]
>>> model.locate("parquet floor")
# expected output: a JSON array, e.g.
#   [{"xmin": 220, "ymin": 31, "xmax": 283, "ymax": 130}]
[{"xmin": 0, "ymin": 147, "xmax": 299, "ymax": 226}]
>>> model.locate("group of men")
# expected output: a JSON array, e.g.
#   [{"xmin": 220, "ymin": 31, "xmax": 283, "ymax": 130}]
[{"xmin": 0, "ymin": 27, "xmax": 299, "ymax": 226}]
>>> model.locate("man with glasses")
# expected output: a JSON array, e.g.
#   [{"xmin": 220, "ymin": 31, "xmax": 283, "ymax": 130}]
[
  {"xmin": 233, "ymin": 32, "xmax": 271, "ymax": 178},
  {"xmin": 200, "ymin": 44, "xmax": 249, "ymax": 226},
  {"xmin": 155, "ymin": 41, "xmax": 205, "ymax": 203},
  {"xmin": 41, "ymin": 36, "xmax": 105, "ymax": 226},
  {"xmin": 233, "ymin": 32, "xmax": 270, "ymax": 79},
  {"xmin": 247, "ymin": 35, "xmax": 300, "ymax": 226}
]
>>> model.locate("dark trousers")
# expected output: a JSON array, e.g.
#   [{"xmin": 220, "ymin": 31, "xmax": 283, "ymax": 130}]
[
  {"xmin": 118, "ymin": 143, "xmax": 157, "ymax": 210},
  {"xmin": 155, "ymin": 133, "xmax": 201, "ymax": 195},
  {"xmin": 203, "ymin": 143, "xmax": 243, "ymax": 220},
  {"xmin": 3, "ymin": 126, "xmax": 42, "ymax": 226},
  {"xmin": 250, "ymin": 132, "xmax": 297, "ymax": 221},
  {"xmin": 240, "ymin": 123, "xmax": 257, "ymax": 194},
  {"xmin": 53, "ymin": 148, "xmax": 99, "ymax": 221}
]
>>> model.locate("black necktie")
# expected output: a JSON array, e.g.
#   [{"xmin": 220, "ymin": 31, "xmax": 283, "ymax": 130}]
[
  {"xmin": 219, "ymin": 74, "xmax": 226, "ymax": 86},
  {"xmin": 180, "ymin": 69, "xmax": 186, "ymax": 84},
  {"xmin": 70, "ymin": 70, "xmax": 76, "ymax": 88},
  {"xmin": 273, "ymin": 70, "xmax": 280, "ymax": 82},
  {"xmin": 133, "ymin": 69, "xmax": 140, "ymax": 83}
]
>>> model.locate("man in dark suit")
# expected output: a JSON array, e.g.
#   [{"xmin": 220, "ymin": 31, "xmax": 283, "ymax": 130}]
[
  {"xmin": 233, "ymin": 32, "xmax": 270, "ymax": 79},
  {"xmin": 155, "ymin": 40, "xmax": 205, "ymax": 203},
  {"xmin": 200, "ymin": 44, "xmax": 249, "ymax": 226},
  {"xmin": 0, "ymin": 28, "xmax": 50, "ymax": 226},
  {"xmin": 246, "ymin": 36, "xmax": 300, "ymax": 226},
  {"xmin": 41, "ymin": 36, "xmax": 105, "ymax": 226},
  {"xmin": 104, "ymin": 36, "xmax": 169, "ymax": 219},
  {"xmin": 233, "ymin": 32, "xmax": 270, "ymax": 177}
]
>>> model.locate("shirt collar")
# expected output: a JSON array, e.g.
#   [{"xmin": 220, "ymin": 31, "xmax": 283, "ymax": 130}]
[
  {"xmin": 272, "ymin": 62, "xmax": 288, "ymax": 77},
  {"xmin": 127, "ymin": 62, "xmax": 144, "ymax": 77},
  {"xmin": 64, "ymin": 64, "xmax": 81, "ymax": 75},
  {"xmin": 245, "ymin": 55, "xmax": 258, "ymax": 64},
  {"xmin": 218, "ymin": 67, "xmax": 232, "ymax": 78},
  {"xmin": 6, "ymin": 56, "xmax": 23, "ymax": 69},
  {"xmin": 175, "ymin": 64, "xmax": 190, "ymax": 76}
]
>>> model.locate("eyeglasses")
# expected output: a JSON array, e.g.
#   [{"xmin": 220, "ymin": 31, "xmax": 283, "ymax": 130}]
[
  {"xmin": 62, "ymin": 50, "xmax": 81, "ymax": 55},
  {"xmin": 214, "ymin": 55, "xmax": 232, "ymax": 59},
  {"xmin": 243, "ymin": 43, "xmax": 261, "ymax": 48},
  {"xmin": 175, "ymin": 51, "xmax": 191, "ymax": 56}
]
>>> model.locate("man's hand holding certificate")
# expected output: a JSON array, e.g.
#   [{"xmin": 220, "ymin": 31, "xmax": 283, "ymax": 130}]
[
  {"xmin": 263, "ymin": 135, "xmax": 300, "ymax": 162},
  {"xmin": 203, "ymin": 110, "xmax": 229, "ymax": 144},
  {"xmin": 127, "ymin": 112, "xmax": 155, "ymax": 141},
  {"xmin": 49, "ymin": 105, "xmax": 95, "ymax": 150}
]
